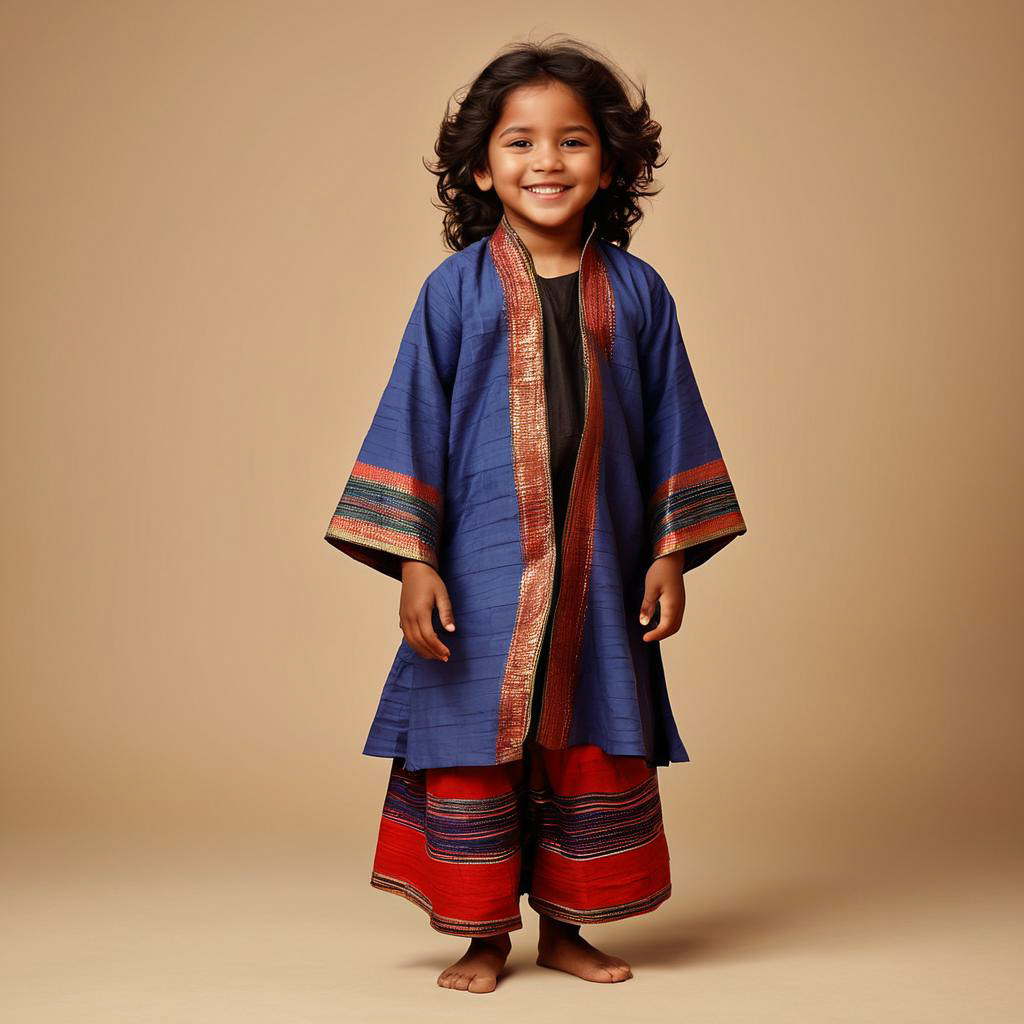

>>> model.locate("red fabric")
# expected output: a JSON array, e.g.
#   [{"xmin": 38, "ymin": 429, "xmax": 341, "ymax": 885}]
[{"xmin": 370, "ymin": 740, "xmax": 672, "ymax": 936}]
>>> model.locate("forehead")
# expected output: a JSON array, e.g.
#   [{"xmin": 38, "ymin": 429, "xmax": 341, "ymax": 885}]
[{"xmin": 493, "ymin": 80, "xmax": 593, "ymax": 129}]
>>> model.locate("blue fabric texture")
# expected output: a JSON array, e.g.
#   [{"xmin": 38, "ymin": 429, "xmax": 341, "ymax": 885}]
[{"xmin": 325, "ymin": 219, "xmax": 747, "ymax": 772}]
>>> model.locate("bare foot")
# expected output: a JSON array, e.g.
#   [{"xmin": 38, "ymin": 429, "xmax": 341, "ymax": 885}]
[
  {"xmin": 437, "ymin": 932, "xmax": 512, "ymax": 993},
  {"xmin": 536, "ymin": 914, "xmax": 633, "ymax": 983}
]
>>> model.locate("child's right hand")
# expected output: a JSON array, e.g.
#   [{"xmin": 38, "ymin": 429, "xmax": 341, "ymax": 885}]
[{"xmin": 398, "ymin": 560, "xmax": 456, "ymax": 662}]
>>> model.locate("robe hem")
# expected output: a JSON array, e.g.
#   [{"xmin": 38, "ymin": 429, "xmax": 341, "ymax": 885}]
[{"xmin": 360, "ymin": 742, "xmax": 690, "ymax": 773}]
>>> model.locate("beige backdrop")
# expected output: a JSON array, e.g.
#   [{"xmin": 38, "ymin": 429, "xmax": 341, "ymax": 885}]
[{"xmin": 2, "ymin": 2, "xmax": 1022, "ymax": 1021}]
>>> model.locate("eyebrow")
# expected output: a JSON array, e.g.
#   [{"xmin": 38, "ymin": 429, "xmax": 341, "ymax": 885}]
[{"xmin": 498, "ymin": 123, "xmax": 595, "ymax": 138}]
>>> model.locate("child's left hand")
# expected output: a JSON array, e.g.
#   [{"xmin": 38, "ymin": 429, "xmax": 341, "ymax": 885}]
[{"xmin": 639, "ymin": 550, "xmax": 686, "ymax": 642}]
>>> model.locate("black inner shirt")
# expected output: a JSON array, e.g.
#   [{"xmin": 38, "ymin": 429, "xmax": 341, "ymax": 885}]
[{"xmin": 526, "ymin": 269, "xmax": 586, "ymax": 745}]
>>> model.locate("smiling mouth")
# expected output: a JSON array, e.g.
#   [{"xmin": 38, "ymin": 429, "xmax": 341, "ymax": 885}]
[{"xmin": 524, "ymin": 185, "xmax": 573, "ymax": 195}]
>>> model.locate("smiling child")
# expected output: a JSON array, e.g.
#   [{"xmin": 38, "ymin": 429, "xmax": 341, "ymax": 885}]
[{"xmin": 324, "ymin": 37, "xmax": 747, "ymax": 993}]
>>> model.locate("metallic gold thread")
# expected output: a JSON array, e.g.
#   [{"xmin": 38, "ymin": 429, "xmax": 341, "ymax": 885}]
[{"xmin": 489, "ymin": 216, "xmax": 558, "ymax": 763}]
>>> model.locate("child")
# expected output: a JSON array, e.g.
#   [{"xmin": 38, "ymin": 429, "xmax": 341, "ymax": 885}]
[{"xmin": 324, "ymin": 38, "xmax": 746, "ymax": 993}]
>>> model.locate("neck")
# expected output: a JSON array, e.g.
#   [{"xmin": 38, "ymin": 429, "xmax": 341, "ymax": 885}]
[{"xmin": 501, "ymin": 212, "xmax": 592, "ymax": 278}]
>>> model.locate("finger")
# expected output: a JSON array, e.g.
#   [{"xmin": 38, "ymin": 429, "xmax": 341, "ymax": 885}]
[
  {"xmin": 403, "ymin": 613, "xmax": 435, "ymax": 660},
  {"xmin": 418, "ymin": 608, "xmax": 450, "ymax": 661},
  {"xmin": 642, "ymin": 619, "xmax": 674, "ymax": 642},
  {"xmin": 401, "ymin": 620, "xmax": 428, "ymax": 660},
  {"xmin": 435, "ymin": 587, "xmax": 456, "ymax": 633},
  {"xmin": 639, "ymin": 586, "xmax": 661, "ymax": 626},
  {"xmin": 642, "ymin": 596, "xmax": 684, "ymax": 641},
  {"xmin": 656, "ymin": 593, "xmax": 680, "ymax": 625}
]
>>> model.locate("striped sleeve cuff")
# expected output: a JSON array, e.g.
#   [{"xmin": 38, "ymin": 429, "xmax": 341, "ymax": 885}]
[
  {"xmin": 647, "ymin": 457, "xmax": 746, "ymax": 572},
  {"xmin": 325, "ymin": 460, "xmax": 443, "ymax": 581}
]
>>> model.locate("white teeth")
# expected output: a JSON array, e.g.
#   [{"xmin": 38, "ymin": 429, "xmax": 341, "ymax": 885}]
[{"xmin": 526, "ymin": 186, "xmax": 568, "ymax": 194}]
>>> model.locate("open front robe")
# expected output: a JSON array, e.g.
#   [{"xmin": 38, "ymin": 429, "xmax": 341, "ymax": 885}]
[{"xmin": 325, "ymin": 215, "xmax": 747, "ymax": 772}]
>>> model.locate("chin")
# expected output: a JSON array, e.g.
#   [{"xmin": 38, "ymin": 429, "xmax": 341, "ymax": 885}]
[{"xmin": 510, "ymin": 204, "xmax": 587, "ymax": 228}]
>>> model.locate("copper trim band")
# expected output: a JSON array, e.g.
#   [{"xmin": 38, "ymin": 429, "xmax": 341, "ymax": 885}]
[
  {"xmin": 536, "ymin": 237, "xmax": 614, "ymax": 747},
  {"xmin": 489, "ymin": 219, "xmax": 557, "ymax": 762}
]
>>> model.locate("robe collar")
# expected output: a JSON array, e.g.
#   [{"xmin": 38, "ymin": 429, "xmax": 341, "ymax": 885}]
[
  {"xmin": 488, "ymin": 213, "xmax": 614, "ymax": 360},
  {"xmin": 492, "ymin": 212, "xmax": 598, "ymax": 282}
]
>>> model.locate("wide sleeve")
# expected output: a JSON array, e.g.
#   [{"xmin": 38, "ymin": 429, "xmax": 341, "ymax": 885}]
[
  {"xmin": 638, "ymin": 270, "xmax": 747, "ymax": 574},
  {"xmin": 323, "ymin": 268, "xmax": 460, "ymax": 581}
]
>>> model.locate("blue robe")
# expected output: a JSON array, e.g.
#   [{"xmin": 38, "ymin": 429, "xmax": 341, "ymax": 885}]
[{"xmin": 325, "ymin": 215, "xmax": 747, "ymax": 772}]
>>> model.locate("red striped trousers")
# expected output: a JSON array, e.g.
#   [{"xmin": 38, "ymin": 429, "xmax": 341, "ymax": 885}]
[{"xmin": 369, "ymin": 739, "xmax": 672, "ymax": 937}]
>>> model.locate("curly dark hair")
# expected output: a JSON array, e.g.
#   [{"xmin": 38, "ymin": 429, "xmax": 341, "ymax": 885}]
[{"xmin": 425, "ymin": 36, "xmax": 666, "ymax": 252}]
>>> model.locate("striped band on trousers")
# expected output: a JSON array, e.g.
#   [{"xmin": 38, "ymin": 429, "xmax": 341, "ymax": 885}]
[{"xmin": 369, "ymin": 739, "xmax": 672, "ymax": 937}]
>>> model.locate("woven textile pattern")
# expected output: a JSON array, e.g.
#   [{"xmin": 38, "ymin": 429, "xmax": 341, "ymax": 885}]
[{"xmin": 371, "ymin": 741, "xmax": 672, "ymax": 936}]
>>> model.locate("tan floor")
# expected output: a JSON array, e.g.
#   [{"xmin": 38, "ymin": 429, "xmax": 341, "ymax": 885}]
[{"xmin": 1, "ymin": 832, "xmax": 1021, "ymax": 1023}]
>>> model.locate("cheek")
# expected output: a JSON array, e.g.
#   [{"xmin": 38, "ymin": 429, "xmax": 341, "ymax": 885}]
[
  {"xmin": 583, "ymin": 153, "xmax": 606, "ymax": 179},
  {"xmin": 492, "ymin": 154, "xmax": 521, "ymax": 183}
]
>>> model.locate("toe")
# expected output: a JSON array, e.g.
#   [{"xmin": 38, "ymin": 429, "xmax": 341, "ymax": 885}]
[
  {"xmin": 453, "ymin": 973, "xmax": 471, "ymax": 991},
  {"xmin": 468, "ymin": 973, "xmax": 496, "ymax": 993}
]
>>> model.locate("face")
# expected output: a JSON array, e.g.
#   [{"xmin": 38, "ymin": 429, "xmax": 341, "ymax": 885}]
[{"xmin": 473, "ymin": 80, "xmax": 614, "ymax": 237}]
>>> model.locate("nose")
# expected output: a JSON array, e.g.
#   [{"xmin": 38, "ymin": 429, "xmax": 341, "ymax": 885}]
[{"xmin": 531, "ymin": 141, "xmax": 565, "ymax": 169}]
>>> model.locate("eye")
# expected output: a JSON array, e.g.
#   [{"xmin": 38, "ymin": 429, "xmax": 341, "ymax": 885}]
[{"xmin": 507, "ymin": 138, "xmax": 588, "ymax": 149}]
